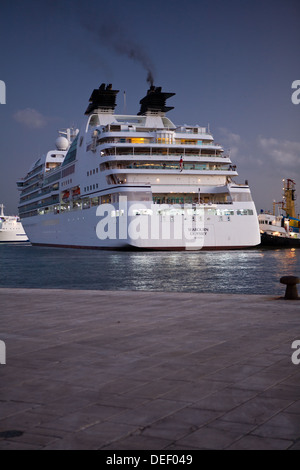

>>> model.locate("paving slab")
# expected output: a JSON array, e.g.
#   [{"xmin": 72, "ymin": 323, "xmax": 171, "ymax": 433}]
[{"xmin": 0, "ymin": 288, "xmax": 299, "ymax": 450}]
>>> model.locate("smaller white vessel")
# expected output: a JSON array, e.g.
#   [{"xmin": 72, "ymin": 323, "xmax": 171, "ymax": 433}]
[{"xmin": 0, "ymin": 204, "xmax": 29, "ymax": 242}]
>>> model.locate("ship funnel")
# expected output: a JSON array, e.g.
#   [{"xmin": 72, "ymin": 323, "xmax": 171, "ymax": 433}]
[
  {"xmin": 138, "ymin": 86, "xmax": 175, "ymax": 116},
  {"xmin": 85, "ymin": 83, "xmax": 119, "ymax": 115}
]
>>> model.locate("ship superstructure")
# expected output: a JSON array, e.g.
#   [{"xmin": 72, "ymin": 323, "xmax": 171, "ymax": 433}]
[{"xmin": 17, "ymin": 83, "xmax": 260, "ymax": 250}]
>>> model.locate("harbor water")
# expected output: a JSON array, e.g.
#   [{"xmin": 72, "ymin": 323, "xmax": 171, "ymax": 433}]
[{"xmin": 0, "ymin": 243, "xmax": 299, "ymax": 295}]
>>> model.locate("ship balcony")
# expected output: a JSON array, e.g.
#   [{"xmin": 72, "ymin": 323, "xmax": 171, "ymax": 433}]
[
  {"xmin": 95, "ymin": 129, "xmax": 217, "ymax": 142},
  {"xmin": 100, "ymin": 153, "xmax": 230, "ymax": 164},
  {"xmin": 96, "ymin": 142, "xmax": 223, "ymax": 154},
  {"xmin": 96, "ymin": 139, "xmax": 222, "ymax": 148},
  {"xmin": 19, "ymin": 181, "xmax": 43, "ymax": 196},
  {"xmin": 88, "ymin": 139, "xmax": 223, "ymax": 155},
  {"xmin": 17, "ymin": 180, "xmax": 25, "ymax": 189},
  {"xmin": 101, "ymin": 163, "xmax": 238, "ymax": 174},
  {"xmin": 19, "ymin": 194, "xmax": 60, "ymax": 215},
  {"xmin": 152, "ymin": 194, "xmax": 231, "ymax": 206},
  {"xmin": 20, "ymin": 187, "xmax": 60, "ymax": 204},
  {"xmin": 24, "ymin": 164, "xmax": 44, "ymax": 180},
  {"xmin": 104, "ymin": 171, "xmax": 235, "ymax": 188},
  {"xmin": 19, "ymin": 190, "xmax": 41, "ymax": 204},
  {"xmin": 19, "ymin": 173, "xmax": 43, "ymax": 190}
]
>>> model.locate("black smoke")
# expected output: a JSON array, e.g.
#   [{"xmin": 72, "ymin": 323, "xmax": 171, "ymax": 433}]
[
  {"xmin": 81, "ymin": 15, "xmax": 155, "ymax": 87},
  {"xmin": 42, "ymin": 1, "xmax": 156, "ymax": 86}
]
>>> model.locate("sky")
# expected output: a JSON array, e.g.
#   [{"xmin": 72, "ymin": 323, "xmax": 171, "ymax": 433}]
[{"xmin": 0, "ymin": 0, "xmax": 299, "ymax": 215}]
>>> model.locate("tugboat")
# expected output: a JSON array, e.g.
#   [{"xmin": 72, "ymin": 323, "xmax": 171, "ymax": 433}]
[{"xmin": 258, "ymin": 179, "xmax": 300, "ymax": 247}]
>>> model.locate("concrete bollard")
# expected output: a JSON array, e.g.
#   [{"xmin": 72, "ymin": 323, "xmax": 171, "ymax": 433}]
[{"xmin": 280, "ymin": 276, "xmax": 300, "ymax": 300}]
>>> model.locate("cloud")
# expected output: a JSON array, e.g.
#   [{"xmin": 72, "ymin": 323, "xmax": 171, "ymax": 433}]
[
  {"xmin": 217, "ymin": 127, "xmax": 244, "ymax": 162},
  {"xmin": 258, "ymin": 136, "xmax": 300, "ymax": 168},
  {"xmin": 13, "ymin": 108, "xmax": 48, "ymax": 129},
  {"xmin": 218, "ymin": 127, "xmax": 241, "ymax": 145}
]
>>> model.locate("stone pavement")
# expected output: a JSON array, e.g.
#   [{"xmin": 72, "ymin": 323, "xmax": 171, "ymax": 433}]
[{"xmin": 0, "ymin": 288, "xmax": 299, "ymax": 450}]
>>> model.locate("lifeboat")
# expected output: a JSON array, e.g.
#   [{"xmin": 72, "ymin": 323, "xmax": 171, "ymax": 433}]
[{"xmin": 72, "ymin": 187, "xmax": 81, "ymax": 196}]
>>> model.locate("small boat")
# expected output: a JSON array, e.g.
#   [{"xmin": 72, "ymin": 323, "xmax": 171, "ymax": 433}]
[
  {"xmin": 258, "ymin": 179, "xmax": 300, "ymax": 248},
  {"xmin": 0, "ymin": 204, "xmax": 29, "ymax": 243}
]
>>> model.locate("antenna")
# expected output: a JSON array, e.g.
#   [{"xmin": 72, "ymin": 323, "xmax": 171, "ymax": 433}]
[{"xmin": 123, "ymin": 91, "xmax": 127, "ymax": 114}]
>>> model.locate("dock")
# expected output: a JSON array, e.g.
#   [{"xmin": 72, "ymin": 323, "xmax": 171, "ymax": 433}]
[{"xmin": 0, "ymin": 288, "xmax": 299, "ymax": 450}]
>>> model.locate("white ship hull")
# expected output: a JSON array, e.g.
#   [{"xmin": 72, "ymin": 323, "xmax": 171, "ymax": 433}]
[
  {"xmin": 17, "ymin": 83, "xmax": 261, "ymax": 251},
  {"xmin": 0, "ymin": 221, "xmax": 29, "ymax": 243},
  {"xmin": 22, "ymin": 201, "xmax": 260, "ymax": 250}
]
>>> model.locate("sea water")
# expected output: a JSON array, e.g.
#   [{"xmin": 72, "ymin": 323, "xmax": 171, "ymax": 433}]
[{"xmin": 0, "ymin": 244, "xmax": 299, "ymax": 295}]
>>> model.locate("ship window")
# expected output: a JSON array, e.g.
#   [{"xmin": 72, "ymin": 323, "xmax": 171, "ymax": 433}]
[
  {"xmin": 91, "ymin": 197, "xmax": 99, "ymax": 207},
  {"xmin": 131, "ymin": 138, "xmax": 147, "ymax": 144},
  {"xmin": 237, "ymin": 209, "xmax": 253, "ymax": 216},
  {"xmin": 88, "ymin": 115, "xmax": 100, "ymax": 128},
  {"xmin": 101, "ymin": 194, "xmax": 112, "ymax": 204},
  {"xmin": 62, "ymin": 165, "xmax": 75, "ymax": 178},
  {"xmin": 62, "ymin": 135, "xmax": 79, "ymax": 167},
  {"xmin": 231, "ymin": 192, "xmax": 252, "ymax": 202}
]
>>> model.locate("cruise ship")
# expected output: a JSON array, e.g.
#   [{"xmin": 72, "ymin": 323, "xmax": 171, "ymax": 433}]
[
  {"xmin": 17, "ymin": 83, "xmax": 260, "ymax": 250},
  {"xmin": 0, "ymin": 204, "xmax": 29, "ymax": 243}
]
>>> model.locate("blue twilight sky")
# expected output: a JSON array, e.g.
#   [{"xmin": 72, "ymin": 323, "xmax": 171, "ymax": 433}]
[{"xmin": 0, "ymin": 0, "xmax": 299, "ymax": 214}]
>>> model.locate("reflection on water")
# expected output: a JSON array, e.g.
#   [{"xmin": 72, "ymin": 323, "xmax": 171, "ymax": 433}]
[{"xmin": 0, "ymin": 244, "xmax": 299, "ymax": 295}]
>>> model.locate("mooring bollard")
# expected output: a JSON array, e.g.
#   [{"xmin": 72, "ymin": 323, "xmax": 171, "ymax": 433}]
[{"xmin": 280, "ymin": 276, "xmax": 300, "ymax": 300}]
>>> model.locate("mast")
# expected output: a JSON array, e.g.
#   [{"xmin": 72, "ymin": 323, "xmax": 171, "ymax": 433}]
[
  {"xmin": 282, "ymin": 178, "xmax": 296, "ymax": 218},
  {"xmin": 272, "ymin": 201, "xmax": 284, "ymax": 216}
]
